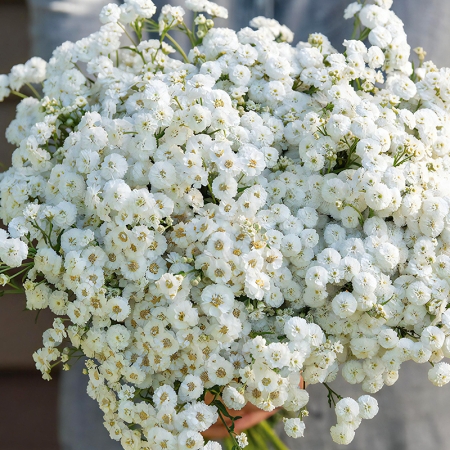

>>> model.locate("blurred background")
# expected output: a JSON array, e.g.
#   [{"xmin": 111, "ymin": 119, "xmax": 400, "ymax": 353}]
[
  {"xmin": 1, "ymin": 1, "xmax": 450, "ymax": 450},
  {"xmin": 0, "ymin": 3, "xmax": 60, "ymax": 450}
]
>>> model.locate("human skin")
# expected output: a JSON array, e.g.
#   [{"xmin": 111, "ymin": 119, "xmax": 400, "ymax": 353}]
[
  {"xmin": 202, "ymin": 399, "xmax": 280, "ymax": 439},
  {"xmin": 202, "ymin": 378, "xmax": 305, "ymax": 439}
]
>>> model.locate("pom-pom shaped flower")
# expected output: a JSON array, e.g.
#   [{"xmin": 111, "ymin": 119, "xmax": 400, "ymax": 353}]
[{"xmin": 1, "ymin": 0, "xmax": 450, "ymax": 448}]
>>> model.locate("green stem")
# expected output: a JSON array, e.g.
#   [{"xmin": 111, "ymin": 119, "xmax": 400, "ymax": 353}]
[
  {"xmin": 343, "ymin": 203, "xmax": 364, "ymax": 226},
  {"xmin": 71, "ymin": 62, "xmax": 96, "ymax": 84},
  {"xmin": 8, "ymin": 265, "xmax": 33, "ymax": 280},
  {"xmin": 165, "ymin": 33, "xmax": 190, "ymax": 63},
  {"xmin": 180, "ymin": 22, "xmax": 197, "ymax": 47},
  {"xmin": 11, "ymin": 90, "xmax": 28, "ymax": 99},
  {"xmin": 118, "ymin": 22, "xmax": 139, "ymax": 46},
  {"xmin": 216, "ymin": 409, "xmax": 239, "ymax": 448},
  {"xmin": 26, "ymin": 83, "xmax": 41, "ymax": 100},
  {"xmin": 207, "ymin": 180, "xmax": 217, "ymax": 204},
  {"xmin": 324, "ymin": 382, "xmax": 342, "ymax": 408},
  {"xmin": 173, "ymin": 96, "xmax": 183, "ymax": 110},
  {"xmin": 0, "ymin": 263, "xmax": 32, "ymax": 274},
  {"xmin": 6, "ymin": 277, "xmax": 22, "ymax": 289},
  {"xmin": 1, "ymin": 289, "xmax": 25, "ymax": 295},
  {"xmin": 247, "ymin": 425, "xmax": 269, "ymax": 450},
  {"xmin": 357, "ymin": 27, "xmax": 371, "ymax": 41},
  {"xmin": 192, "ymin": 12, "xmax": 198, "ymax": 43},
  {"xmin": 351, "ymin": 16, "xmax": 360, "ymax": 40},
  {"xmin": 258, "ymin": 420, "xmax": 290, "ymax": 450},
  {"xmin": 223, "ymin": 437, "xmax": 234, "ymax": 450},
  {"xmin": 206, "ymin": 129, "xmax": 221, "ymax": 136},
  {"xmin": 159, "ymin": 18, "xmax": 176, "ymax": 42},
  {"xmin": 32, "ymin": 220, "xmax": 51, "ymax": 248}
]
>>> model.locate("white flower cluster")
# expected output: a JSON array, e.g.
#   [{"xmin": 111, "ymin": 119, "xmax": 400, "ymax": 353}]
[{"xmin": 1, "ymin": 0, "xmax": 450, "ymax": 448}]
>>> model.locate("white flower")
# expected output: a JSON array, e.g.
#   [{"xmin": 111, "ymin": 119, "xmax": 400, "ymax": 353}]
[
  {"xmin": 1, "ymin": 0, "xmax": 450, "ymax": 445},
  {"xmin": 284, "ymin": 418, "xmax": 306, "ymax": 438},
  {"xmin": 344, "ymin": 2, "xmax": 362, "ymax": 19},
  {"xmin": 185, "ymin": 403, "xmax": 218, "ymax": 432},
  {"xmin": 107, "ymin": 297, "xmax": 131, "ymax": 322},
  {"xmin": 352, "ymin": 272, "xmax": 377, "ymax": 295},
  {"xmin": 332, "ymin": 291, "xmax": 357, "ymax": 318},
  {"xmin": 106, "ymin": 324, "xmax": 131, "ymax": 351},
  {"xmin": 153, "ymin": 385, "xmax": 177, "ymax": 409},
  {"xmin": 377, "ymin": 329, "xmax": 399, "ymax": 349},
  {"xmin": 147, "ymin": 427, "xmax": 177, "ymax": 450},
  {"xmin": 100, "ymin": 3, "xmax": 121, "ymax": 23},
  {"xmin": 284, "ymin": 317, "xmax": 309, "ymax": 342},
  {"xmin": 203, "ymin": 442, "xmax": 222, "ymax": 450},
  {"xmin": 406, "ymin": 281, "xmax": 431, "ymax": 306},
  {"xmin": 330, "ymin": 423, "xmax": 355, "ymax": 445},
  {"xmin": 428, "ymin": 362, "xmax": 450, "ymax": 387},
  {"xmin": 335, "ymin": 397, "xmax": 360, "ymax": 422},
  {"xmin": 206, "ymin": 355, "xmax": 234, "ymax": 385},
  {"xmin": 369, "ymin": 26, "xmax": 392, "ymax": 48},
  {"xmin": 156, "ymin": 273, "xmax": 183, "ymax": 300},
  {"xmin": 126, "ymin": 0, "xmax": 157, "ymax": 18},
  {"xmin": 421, "ymin": 326, "xmax": 445, "ymax": 351},
  {"xmin": 342, "ymin": 360, "xmax": 366, "ymax": 384},
  {"xmin": 0, "ymin": 238, "xmax": 28, "ymax": 267},
  {"xmin": 236, "ymin": 432, "xmax": 248, "ymax": 448},
  {"xmin": 263, "ymin": 342, "xmax": 291, "ymax": 370},
  {"xmin": 200, "ymin": 284, "xmax": 235, "ymax": 317},
  {"xmin": 222, "ymin": 385, "xmax": 246, "ymax": 410},
  {"xmin": 359, "ymin": 5, "xmax": 389, "ymax": 28},
  {"xmin": 0, "ymin": 74, "xmax": 10, "ymax": 101},
  {"xmin": 167, "ymin": 300, "xmax": 199, "ymax": 329}
]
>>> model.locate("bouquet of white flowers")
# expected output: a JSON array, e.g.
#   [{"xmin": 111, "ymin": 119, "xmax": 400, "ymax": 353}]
[{"xmin": 1, "ymin": 0, "xmax": 450, "ymax": 448}]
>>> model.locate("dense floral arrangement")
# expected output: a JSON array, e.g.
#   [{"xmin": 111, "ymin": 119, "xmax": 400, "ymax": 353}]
[{"xmin": 2, "ymin": 0, "xmax": 450, "ymax": 448}]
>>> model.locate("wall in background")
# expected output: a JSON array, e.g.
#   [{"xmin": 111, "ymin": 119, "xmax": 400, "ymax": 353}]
[{"xmin": 0, "ymin": 2, "xmax": 60, "ymax": 449}]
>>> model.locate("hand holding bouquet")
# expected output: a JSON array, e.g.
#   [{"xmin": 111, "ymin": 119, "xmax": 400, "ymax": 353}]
[{"xmin": 1, "ymin": 0, "xmax": 450, "ymax": 449}]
